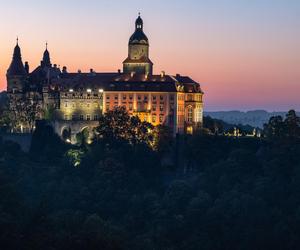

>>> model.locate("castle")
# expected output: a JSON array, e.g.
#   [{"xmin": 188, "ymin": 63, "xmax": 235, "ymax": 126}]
[{"xmin": 6, "ymin": 15, "xmax": 204, "ymax": 142}]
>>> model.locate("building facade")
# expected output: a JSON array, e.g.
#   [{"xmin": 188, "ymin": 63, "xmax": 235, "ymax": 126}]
[{"xmin": 6, "ymin": 15, "xmax": 204, "ymax": 141}]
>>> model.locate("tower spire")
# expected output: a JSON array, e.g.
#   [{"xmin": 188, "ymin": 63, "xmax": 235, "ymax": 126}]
[
  {"xmin": 7, "ymin": 39, "xmax": 27, "ymax": 76},
  {"xmin": 42, "ymin": 41, "xmax": 51, "ymax": 67}
]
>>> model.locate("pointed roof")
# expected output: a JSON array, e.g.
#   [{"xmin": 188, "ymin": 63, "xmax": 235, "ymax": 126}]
[
  {"xmin": 7, "ymin": 39, "xmax": 27, "ymax": 76},
  {"xmin": 42, "ymin": 42, "xmax": 51, "ymax": 67}
]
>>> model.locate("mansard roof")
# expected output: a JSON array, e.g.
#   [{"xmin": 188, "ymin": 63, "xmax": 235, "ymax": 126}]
[{"xmin": 50, "ymin": 72, "xmax": 202, "ymax": 93}]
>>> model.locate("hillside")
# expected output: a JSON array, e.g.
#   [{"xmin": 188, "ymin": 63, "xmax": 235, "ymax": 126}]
[{"xmin": 205, "ymin": 110, "xmax": 300, "ymax": 128}]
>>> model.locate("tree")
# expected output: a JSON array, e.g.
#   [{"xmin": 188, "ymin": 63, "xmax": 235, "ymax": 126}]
[
  {"xmin": 263, "ymin": 115, "xmax": 285, "ymax": 138},
  {"xmin": 8, "ymin": 92, "xmax": 42, "ymax": 133},
  {"xmin": 284, "ymin": 110, "xmax": 300, "ymax": 137},
  {"xmin": 94, "ymin": 107, "xmax": 154, "ymax": 146},
  {"xmin": 263, "ymin": 110, "xmax": 300, "ymax": 139},
  {"xmin": 152, "ymin": 125, "xmax": 173, "ymax": 154}
]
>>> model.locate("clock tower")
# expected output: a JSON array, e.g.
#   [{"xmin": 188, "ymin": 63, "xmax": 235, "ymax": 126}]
[{"xmin": 123, "ymin": 14, "xmax": 153, "ymax": 75}]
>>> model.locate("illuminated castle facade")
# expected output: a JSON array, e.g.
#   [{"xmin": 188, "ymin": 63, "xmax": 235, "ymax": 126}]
[{"xmin": 6, "ymin": 15, "xmax": 203, "ymax": 141}]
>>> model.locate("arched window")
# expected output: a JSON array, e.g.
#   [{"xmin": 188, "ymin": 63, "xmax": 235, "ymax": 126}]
[{"xmin": 187, "ymin": 106, "xmax": 193, "ymax": 123}]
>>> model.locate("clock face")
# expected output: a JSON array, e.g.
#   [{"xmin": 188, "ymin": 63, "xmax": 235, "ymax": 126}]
[
  {"xmin": 131, "ymin": 46, "xmax": 146, "ymax": 59},
  {"xmin": 132, "ymin": 48, "xmax": 139, "ymax": 59}
]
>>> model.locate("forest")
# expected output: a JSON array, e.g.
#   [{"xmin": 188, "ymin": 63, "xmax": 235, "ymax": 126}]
[{"xmin": 0, "ymin": 109, "xmax": 300, "ymax": 250}]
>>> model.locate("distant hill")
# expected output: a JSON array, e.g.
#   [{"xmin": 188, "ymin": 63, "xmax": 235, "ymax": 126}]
[{"xmin": 205, "ymin": 110, "xmax": 300, "ymax": 128}]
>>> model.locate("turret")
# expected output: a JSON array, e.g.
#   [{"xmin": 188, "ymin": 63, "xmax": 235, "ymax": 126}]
[
  {"xmin": 6, "ymin": 38, "xmax": 27, "ymax": 93},
  {"xmin": 41, "ymin": 42, "xmax": 51, "ymax": 67},
  {"xmin": 7, "ymin": 38, "xmax": 27, "ymax": 77}
]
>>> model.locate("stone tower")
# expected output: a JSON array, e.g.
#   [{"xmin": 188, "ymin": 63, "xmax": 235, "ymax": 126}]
[{"xmin": 123, "ymin": 14, "xmax": 153, "ymax": 75}]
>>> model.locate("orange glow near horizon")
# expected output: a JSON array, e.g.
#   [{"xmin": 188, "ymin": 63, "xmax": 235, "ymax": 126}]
[{"xmin": 0, "ymin": 0, "xmax": 299, "ymax": 111}]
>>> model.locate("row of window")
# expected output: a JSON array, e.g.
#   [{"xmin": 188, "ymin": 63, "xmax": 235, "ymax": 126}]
[
  {"xmin": 187, "ymin": 94, "xmax": 202, "ymax": 102},
  {"xmin": 63, "ymin": 113, "xmax": 166, "ymax": 124},
  {"xmin": 105, "ymin": 103, "xmax": 171, "ymax": 112},
  {"xmin": 106, "ymin": 94, "xmax": 174, "ymax": 101},
  {"xmin": 64, "ymin": 102, "xmax": 100, "ymax": 108},
  {"xmin": 64, "ymin": 93, "xmax": 101, "ymax": 98},
  {"xmin": 64, "ymin": 114, "xmax": 99, "ymax": 121}
]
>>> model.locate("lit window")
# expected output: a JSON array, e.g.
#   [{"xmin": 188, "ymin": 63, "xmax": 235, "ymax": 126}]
[
  {"xmin": 159, "ymin": 105, "xmax": 164, "ymax": 112},
  {"xmin": 159, "ymin": 115, "xmax": 164, "ymax": 123},
  {"xmin": 152, "ymin": 104, "xmax": 156, "ymax": 111},
  {"xmin": 152, "ymin": 115, "xmax": 156, "ymax": 123},
  {"xmin": 187, "ymin": 106, "xmax": 193, "ymax": 122},
  {"xmin": 129, "ymin": 103, "xmax": 133, "ymax": 111}
]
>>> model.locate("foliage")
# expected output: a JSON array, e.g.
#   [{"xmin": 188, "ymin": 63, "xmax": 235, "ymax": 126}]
[
  {"xmin": 66, "ymin": 149, "xmax": 85, "ymax": 167},
  {"xmin": 263, "ymin": 109, "xmax": 300, "ymax": 139},
  {"xmin": 6, "ymin": 93, "xmax": 42, "ymax": 132},
  {"xmin": 204, "ymin": 116, "xmax": 259, "ymax": 136},
  {"xmin": 94, "ymin": 107, "xmax": 154, "ymax": 146},
  {"xmin": 1, "ymin": 111, "xmax": 300, "ymax": 249}
]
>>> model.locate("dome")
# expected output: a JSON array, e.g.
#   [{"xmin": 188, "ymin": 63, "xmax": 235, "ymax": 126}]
[{"xmin": 129, "ymin": 29, "xmax": 149, "ymax": 44}]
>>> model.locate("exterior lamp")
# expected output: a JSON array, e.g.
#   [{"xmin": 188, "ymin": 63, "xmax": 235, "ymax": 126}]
[
  {"xmin": 87, "ymin": 89, "xmax": 92, "ymax": 93},
  {"xmin": 69, "ymin": 89, "xmax": 74, "ymax": 92},
  {"xmin": 99, "ymin": 89, "xmax": 104, "ymax": 93}
]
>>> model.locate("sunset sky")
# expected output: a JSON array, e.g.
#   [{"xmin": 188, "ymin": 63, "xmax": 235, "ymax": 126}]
[{"xmin": 0, "ymin": 0, "xmax": 299, "ymax": 111}]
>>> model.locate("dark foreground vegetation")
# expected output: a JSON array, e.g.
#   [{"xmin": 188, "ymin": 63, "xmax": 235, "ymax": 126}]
[{"xmin": 0, "ymin": 109, "xmax": 300, "ymax": 250}]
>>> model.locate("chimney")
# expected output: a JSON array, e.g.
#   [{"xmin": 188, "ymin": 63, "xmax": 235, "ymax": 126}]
[
  {"xmin": 62, "ymin": 66, "xmax": 67, "ymax": 74},
  {"xmin": 118, "ymin": 69, "xmax": 121, "ymax": 74},
  {"xmin": 161, "ymin": 71, "xmax": 165, "ymax": 78},
  {"xmin": 24, "ymin": 61, "xmax": 29, "ymax": 74}
]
